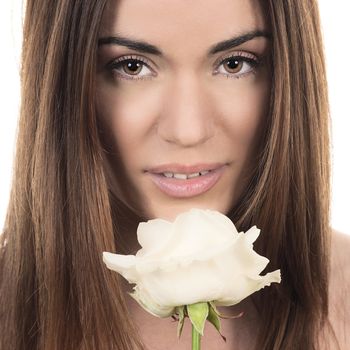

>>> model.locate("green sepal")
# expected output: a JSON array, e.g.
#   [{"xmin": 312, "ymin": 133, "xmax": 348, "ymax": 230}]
[
  {"xmin": 207, "ymin": 303, "xmax": 221, "ymax": 333},
  {"xmin": 176, "ymin": 306, "xmax": 186, "ymax": 338},
  {"xmin": 186, "ymin": 302, "xmax": 209, "ymax": 336},
  {"xmin": 208, "ymin": 302, "xmax": 227, "ymax": 342}
]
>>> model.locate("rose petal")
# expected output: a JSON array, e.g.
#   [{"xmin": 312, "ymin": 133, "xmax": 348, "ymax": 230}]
[
  {"xmin": 215, "ymin": 269, "xmax": 282, "ymax": 306},
  {"xmin": 146, "ymin": 209, "xmax": 236, "ymax": 261},
  {"xmin": 136, "ymin": 218, "xmax": 173, "ymax": 257},
  {"xmin": 131, "ymin": 285, "xmax": 175, "ymax": 317},
  {"xmin": 243, "ymin": 225, "xmax": 261, "ymax": 245},
  {"xmin": 102, "ymin": 252, "xmax": 138, "ymax": 283}
]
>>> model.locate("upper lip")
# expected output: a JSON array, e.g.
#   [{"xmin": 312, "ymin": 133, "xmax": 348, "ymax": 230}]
[{"xmin": 146, "ymin": 163, "xmax": 226, "ymax": 174}]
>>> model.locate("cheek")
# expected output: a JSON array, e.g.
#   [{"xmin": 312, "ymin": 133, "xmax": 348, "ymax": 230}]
[
  {"xmin": 96, "ymin": 83, "xmax": 161, "ymax": 160},
  {"xmin": 216, "ymin": 79, "xmax": 270, "ymax": 152}
]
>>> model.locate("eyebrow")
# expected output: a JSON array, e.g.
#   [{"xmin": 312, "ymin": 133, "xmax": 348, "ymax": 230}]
[{"xmin": 98, "ymin": 30, "xmax": 271, "ymax": 56}]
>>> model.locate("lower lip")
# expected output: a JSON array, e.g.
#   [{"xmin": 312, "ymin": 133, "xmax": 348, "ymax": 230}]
[{"xmin": 147, "ymin": 166, "xmax": 225, "ymax": 198}]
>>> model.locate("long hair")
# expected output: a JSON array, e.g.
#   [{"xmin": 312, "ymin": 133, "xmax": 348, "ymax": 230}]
[
  {"xmin": 230, "ymin": 1, "xmax": 333, "ymax": 348},
  {"xmin": 0, "ymin": 0, "xmax": 333, "ymax": 349}
]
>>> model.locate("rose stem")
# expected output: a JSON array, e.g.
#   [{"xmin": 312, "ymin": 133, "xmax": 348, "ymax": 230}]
[{"xmin": 191, "ymin": 324, "xmax": 201, "ymax": 350}]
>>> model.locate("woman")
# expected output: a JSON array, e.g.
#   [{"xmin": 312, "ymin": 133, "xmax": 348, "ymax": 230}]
[{"xmin": 0, "ymin": 0, "xmax": 349, "ymax": 349}]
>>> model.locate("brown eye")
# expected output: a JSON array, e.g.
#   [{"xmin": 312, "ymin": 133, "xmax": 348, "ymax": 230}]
[
  {"xmin": 215, "ymin": 54, "xmax": 260, "ymax": 79},
  {"xmin": 108, "ymin": 56, "xmax": 154, "ymax": 81},
  {"xmin": 122, "ymin": 59, "xmax": 143, "ymax": 75},
  {"xmin": 223, "ymin": 58, "xmax": 243, "ymax": 74}
]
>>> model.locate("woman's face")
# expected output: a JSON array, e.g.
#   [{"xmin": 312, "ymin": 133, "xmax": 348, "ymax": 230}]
[{"xmin": 96, "ymin": 0, "xmax": 271, "ymax": 220}]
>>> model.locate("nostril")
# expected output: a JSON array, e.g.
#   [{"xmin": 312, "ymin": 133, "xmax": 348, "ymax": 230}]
[{"xmin": 157, "ymin": 118, "xmax": 214, "ymax": 147}]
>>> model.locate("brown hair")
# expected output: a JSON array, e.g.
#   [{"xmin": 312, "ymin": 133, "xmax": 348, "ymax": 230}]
[
  {"xmin": 231, "ymin": 1, "xmax": 334, "ymax": 348},
  {"xmin": 0, "ymin": 0, "xmax": 335, "ymax": 349}
]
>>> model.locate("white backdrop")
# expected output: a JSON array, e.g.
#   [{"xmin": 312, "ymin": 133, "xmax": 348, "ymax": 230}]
[{"xmin": 0, "ymin": 1, "xmax": 349, "ymax": 234}]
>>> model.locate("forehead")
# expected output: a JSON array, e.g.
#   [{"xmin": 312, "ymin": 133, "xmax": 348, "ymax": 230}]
[{"xmin": 99, "ymin": 0, "xmax": 269, "ymax": 54}]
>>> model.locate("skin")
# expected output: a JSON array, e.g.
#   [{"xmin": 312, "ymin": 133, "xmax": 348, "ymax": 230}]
[
  {"xmin": 96, "ymin": 0, "xmax": 350, "ymax": 348},
  {"xmin": 118, "ymin": 230, "xmax": 350, "ymax": 350},
  {"xmin": 96, "ymin": 1, "xmax": 270, "ymax": 346},
  {"xmin": 96, "ymin": 0, "xmax": 271, "ymax": 221}
]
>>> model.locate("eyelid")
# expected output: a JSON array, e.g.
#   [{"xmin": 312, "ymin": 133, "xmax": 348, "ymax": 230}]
[
  {"xmin": 213, "ymin": 50, "xmax": 259, "ymax": 67},
  {"xmin": 111, "ymin": 54, "xmax": 155, "ymax": 68},
  {"xmin": 107, "ymin": 54, "xmax": 156, "ymax": 79},
  {"xmin": 214, "ymin": 50, "xmax": 258, "ymax": 64}
]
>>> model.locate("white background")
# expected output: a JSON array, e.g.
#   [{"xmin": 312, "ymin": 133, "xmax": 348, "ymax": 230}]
[{"xmin": 0, "ymin": 1, "xmax": 349, "ymax": 234}]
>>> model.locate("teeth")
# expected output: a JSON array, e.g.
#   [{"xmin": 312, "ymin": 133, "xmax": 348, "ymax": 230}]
[
  {"xmin": 173, "ymin": 173, "xmax": 187, "ymax": 180},
  {"xmin": 161, "ymin": 170, "xmax": 210, "ymax": 179},
  {"xmin": 163, "ymin": 172, "xmax": 174, "ymax": 178},
  {"xmin": 187, "ymin": 172, "xmax": 200, "ymax": 179}
]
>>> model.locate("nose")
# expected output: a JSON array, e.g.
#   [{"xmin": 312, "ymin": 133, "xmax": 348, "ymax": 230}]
[{"xmin": 157, "ymin": 73, "xmax": 215, "ymax": 147}]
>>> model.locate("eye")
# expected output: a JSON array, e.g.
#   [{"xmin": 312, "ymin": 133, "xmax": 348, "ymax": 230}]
[
  {"xmin": 107, "ymin": 55, "xmax": 154, "ymax": 81},
  {"xmin": 214, "ymin": 52, "xmax": 260, "ymax": 79}
]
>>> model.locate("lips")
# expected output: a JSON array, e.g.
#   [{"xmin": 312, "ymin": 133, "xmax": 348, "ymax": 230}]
[{"xmin": 146, "ymin": 163, "xmax": 227, "ymax": 198}]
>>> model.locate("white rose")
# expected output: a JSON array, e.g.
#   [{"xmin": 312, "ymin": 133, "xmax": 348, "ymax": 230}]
[{"xmin": 103, "ymin": 208, "xmax": 281, "ymax": 318}]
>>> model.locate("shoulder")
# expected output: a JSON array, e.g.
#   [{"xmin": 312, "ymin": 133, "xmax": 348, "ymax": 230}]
[{"xmin": 328, "ymin": 228, "xmax": 350, "ymax": 347}]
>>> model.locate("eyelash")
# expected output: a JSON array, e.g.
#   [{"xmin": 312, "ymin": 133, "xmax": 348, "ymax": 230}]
[{"xmin": 107, "ymin": 52, "xmax": 262, "ymax": 82}]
